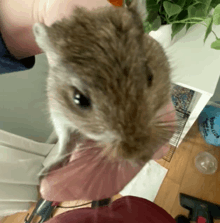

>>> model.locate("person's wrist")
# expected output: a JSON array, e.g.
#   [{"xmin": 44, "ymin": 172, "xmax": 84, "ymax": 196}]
[
  {"xmin": 0, "ymin": 0, "xmax": 42, "ymax": 59},
  {"xmin": 0, "ymin": 0, "xmax": 113, "ymax": 60}
]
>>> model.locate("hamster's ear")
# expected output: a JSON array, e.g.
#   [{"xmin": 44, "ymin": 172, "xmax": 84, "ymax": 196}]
[
  {"xmin": 33, "ymin": 23, "xmax": 60, "ymax": 66},
  {"xmin": 126, "ymin": 0, "xmax": 147, "ymax": 23}
]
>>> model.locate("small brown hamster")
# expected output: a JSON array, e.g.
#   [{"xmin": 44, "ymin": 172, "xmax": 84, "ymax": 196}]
[{"xmin": 33, "ymin": 0, "xmax": 176, "ymax": 175}]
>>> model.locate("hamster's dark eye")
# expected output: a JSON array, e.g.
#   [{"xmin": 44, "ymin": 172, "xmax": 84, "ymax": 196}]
[
  {"xmin": 146, "ymin": 65, "xmax": 153, "ymax": 87},
  {"xmin": 73, "ymin": 88, "xmax": 91, "ymax": 109},
  {"xmin": 147, "ymin": 74, "xmax": 153, "ymax": 87}
]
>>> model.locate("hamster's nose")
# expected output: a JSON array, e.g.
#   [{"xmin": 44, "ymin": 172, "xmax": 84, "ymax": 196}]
[{"xmin": 118, "ymin": 138, "xmax": 148, "ymax": 160}]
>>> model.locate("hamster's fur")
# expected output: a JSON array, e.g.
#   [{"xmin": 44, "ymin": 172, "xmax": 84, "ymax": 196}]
[{"xmin": 33, "ymin": 0, "xmax": 176, "ymax": 175}]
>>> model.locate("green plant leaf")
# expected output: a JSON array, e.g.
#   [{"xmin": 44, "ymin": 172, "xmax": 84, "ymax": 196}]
[
  {"xmin": 176, "ymin": 0, "xmax": 186, "ymax": 8},
  {"xmin": 213, "ymin": 4, "xmax": 220, "ymax": 25},
  {"xmin": 204, "ymin": 17, "xmax": 212, "ymax": 25},
  {"xmin": 188, "ymin": 4, "xmax": 207, "ymax": 18},
  {"xmin": 196, "ymin": 0, "xmax": 211, "ymax": 4},
  {"xmin": 170, "ymin": 9, "xmax": 188, "ymax": 24},
  {"xmin": 204, "ymin": 17, "xmax": 213, "ymax": 42},
  {"xmin": 213, "ymin": 15, "xmax": 220, "ymax": 25},
  {"xmin": 185, "ymin": 0, "xmax": 194, "ymax": 8},
  {"xmin": 144, "ymin": 15, "xmax": 161, "ymax": 33},
  {"xmin": 214, "ymin": 3, "xmax": 220, "ymax": 14},
  {"xmin": 211, "ymin": 0, "xmax": 220, "ymax": 8},
  {"xmin": 143, "ymin": 21, "xmax": 153, "ymax": 33},
  {"xmin": 188, "ymin": 5, "xmax": 197, "ymax": 17},
  {"xmin": 185, "ymin": 5, "xmax": 205, "ymax": 33},
  {"xmin": 146, "ymin": 0, "xmax": 160, "ymax": 12},
  {"xmin": 163, "ymin": 1, "xmax": 183, "ymax": 17},
  {"xmin": 146, "ymin": 10, "xmax": 159, "ymax": 23},
  {"xmin": 186, "ymin": 23, "xmax": 195, "ymax": 32},
  {"xmin": 211, "ymin": 39, "xmax": 220, "ymax": 50},
  {"xmin": 196, "ymin": 0, "xmax": 212, "ymax": 13},
  {"xmin": 171, "ymin": 23, "xmax": 186, "ymax": 39},
  {"xmin": 125, "ymin": 0, "xmax": 132, "ymax": 6},
  {"xmin": 195, "ymin": 3, "xmax": 210, "ymax": 17},
  {"xmin": 175, "ymin": 9, "xmax": 188, "ymax": 21},
  {"xmin": 151, "ymin": 16, "xmax": 161, "ymax": 30},
  {"xmin": 207, "ymin": 5, "xmax": 213, "ymax": 15}
]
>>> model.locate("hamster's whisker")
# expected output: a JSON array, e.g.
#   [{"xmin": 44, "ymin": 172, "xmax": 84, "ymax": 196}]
[
  {"xmin": 155, "ymin": 118, "xmax": 183, "ymax": 128},
  {"xmin": 97, "ymin": 158, "xmax": 111, "ymax": 199},
  {"xmin": 155, "ymin": 118, "xmax": 179, "ymax": 124},
  {"xmin": 119, "ymin": 161, "xmax": 127, "ymax": 189},
  {"xmin": 159, "ymin": 135, "xmax": 174, "ymax": 142},
  {"xmin": 154, "ymin": 122, "xmax": 177, "ymax": 129},
  {"xmin": 86, "ymin": 154, "xmax": 110, "ymax": 199},
  {"xmin": 156, "ymin": 128, "xmax": 177, "ymax": 136},
  {"xmin": 155, "ymin": 115, "xmax": 199, "ymax": 133},
  {"xmin": 155, "ymin": 109, "xmax": 177, "ymax": 119},
  {"xmin": 38, "ymin": 150, "xmax": 77, "ymax": 178}
]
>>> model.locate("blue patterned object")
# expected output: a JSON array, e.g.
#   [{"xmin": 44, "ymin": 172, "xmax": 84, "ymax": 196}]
[
  {"xmin": 171, "ymin": 84, "xmax": 195, "ymax": 114},
  {"xmin": 198, "ymin": 102, "xmax": 220, "ymax": 146}
]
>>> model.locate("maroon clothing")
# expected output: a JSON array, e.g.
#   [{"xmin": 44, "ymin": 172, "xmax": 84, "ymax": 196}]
[{"xmin": 47, "ymin": 196, "xmax": 175, "ymax": 223}]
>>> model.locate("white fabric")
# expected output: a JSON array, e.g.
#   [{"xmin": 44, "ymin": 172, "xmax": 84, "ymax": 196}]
[
  {"xmin": 120, "ymin": 160, "xmax": 168, "ymax": 202},
  {"xmin": 0, "ymin": 129, "xmax": 55, "ymax": 218}
]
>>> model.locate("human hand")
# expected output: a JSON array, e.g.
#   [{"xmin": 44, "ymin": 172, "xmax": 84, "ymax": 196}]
[{"xmin": 0, "ymin": 0, "xmax": 113, "ymax": 60}]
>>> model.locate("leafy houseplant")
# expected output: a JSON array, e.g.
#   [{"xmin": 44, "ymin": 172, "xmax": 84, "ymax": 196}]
[{"xmin": 127, "ymin": 0, "xmax": 220, "ymax": 50}]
